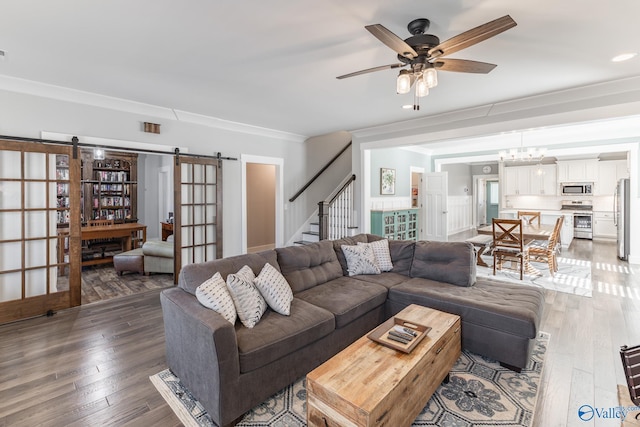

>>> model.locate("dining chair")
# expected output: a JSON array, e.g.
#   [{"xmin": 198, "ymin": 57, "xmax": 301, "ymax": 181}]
[
  {"xmin": 528, "ymin": 217, "xmax": 563, "ymax": 276},
  {"xmin": 492, "ymin": 218, "xmax": 529, "ymax": 280},
  {"xmin": 620, "ymin": 344, "xmax": 640, "ymax": 420},
  {"xmin": 517, "ymin": 211, "xmax": 541, "ymax": 226}
]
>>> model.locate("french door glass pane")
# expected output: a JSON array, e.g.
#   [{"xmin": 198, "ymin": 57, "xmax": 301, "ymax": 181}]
[
  {"xmin": 0, "ymin": 242, "xmax": 21, "ymax": 270},
  {"xmin": 25, "ymin": 269, "xmax": 47, "ymax": 297},
  {"xmin": 0, "ymin": 272, "xmax": 22, "ymax": 302},
  {"xmin": 181, "ymin": 184, "xmax": 192, "ymax": 204},
  {"xmin": 0, "ymin": 150, "xmax": 21, "ymax": 179},
  {"xmin": 25, "ymin": 182, "xmax": 47, "ymax": 209},
  {"xmin": 24, "ymin": 152, "xmax": 47, "ymax": 179},
  {"xmin": 194, "ymin": 184, "xmax": 205, "ymax": 204},
  {"xmin": 181, "ymin": 164, "xmax": 192, "ymax": 183},
  {"xmin": 25, "ymin": 211, "xmax": 47, "ymax": 239},
  {"xmin": 0, "ymin": 212, "xmax": 21, "ymax": 240},
  {"xmin": 0, "ymin": 182, "xmax": 21, "ymax": 209},
  {"xmin": 25, "ymin": 240, "xmax": 47, "ymax": 268},
  {"xmin": 206, "ymin": 184, "xmax": 215, "ymax": 201}
]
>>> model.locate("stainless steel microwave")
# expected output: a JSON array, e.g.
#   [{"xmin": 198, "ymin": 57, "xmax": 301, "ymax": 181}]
[{"xmin": 561, "ymin": 182, "xmax": 593, "ymax": 196}]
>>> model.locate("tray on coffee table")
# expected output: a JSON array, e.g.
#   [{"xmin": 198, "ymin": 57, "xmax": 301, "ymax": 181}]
[{"xmin": 367, "ymin": 315, "xmax": 431, "ymax": 353}]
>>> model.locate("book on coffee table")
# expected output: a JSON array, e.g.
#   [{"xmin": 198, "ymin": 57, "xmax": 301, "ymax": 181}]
[{"xmin": 367, "ymin": 315, "xmax": 431, "ymax": 353}]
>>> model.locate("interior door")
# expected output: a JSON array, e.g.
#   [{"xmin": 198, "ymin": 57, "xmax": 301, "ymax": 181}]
[
  {"xmin": 424, "ymin": 172, "xmax": 448, "ymax": 241},
  {"xmin": 486, "ymin": 180, "xmax": 500, "ymax": 225},
  {"xmin": 173, "ymin": 155, "xmax": 222, "ymax": 283},
  {"xmin": 0, "ymin": 139, "xmax": 81, "ymax": 324}
]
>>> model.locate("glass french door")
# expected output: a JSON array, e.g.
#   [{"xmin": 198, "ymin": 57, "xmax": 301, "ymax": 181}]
[
  {"xmin": 173, "ymin": 156, "xmax": 222, "ymax": 283},
  {"xmin": 0, "ymin": 139, "xmax": 81, "ymax": 323}
]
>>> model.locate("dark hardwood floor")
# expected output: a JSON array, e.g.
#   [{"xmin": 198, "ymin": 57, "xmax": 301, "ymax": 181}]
[{"xmin": 0, "ymin": 238, "xmax": 638, "ymax": 426}]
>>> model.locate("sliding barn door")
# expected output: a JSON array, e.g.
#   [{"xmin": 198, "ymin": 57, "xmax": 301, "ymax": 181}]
[
  {"xmin": 0, "ymin": 139, "xmax": 81, "ymax": 323},
  {"xmin": 173, "ymin": 156, "xmax": 222, "ymax": 282}
]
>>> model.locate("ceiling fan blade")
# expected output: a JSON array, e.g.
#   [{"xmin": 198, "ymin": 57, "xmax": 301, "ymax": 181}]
[
  {"xmin": 365, "ymin": 24, "xmax": 418, "ymax": 59},
  {"xmin": 428, "ymin": 15, "xmax": 516, "ymax": 59},
  {"xmin": 434, "ymin": 58, "xmax": 497, "ymax": 74},
  {"xmin": 336, "ymin": 63, "xmax": 405, "ymax": 79}
]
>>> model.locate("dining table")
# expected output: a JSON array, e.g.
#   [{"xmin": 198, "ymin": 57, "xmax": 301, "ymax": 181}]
[
  {"xmin": 475, "ymin": 222, "xmax": 555, "ymax": 276},
  {"xmin": 476, "ymin": 223, "xmax": 555, "ymax": 241}
]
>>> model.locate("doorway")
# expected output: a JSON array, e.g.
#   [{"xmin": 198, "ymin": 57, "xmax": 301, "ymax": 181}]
[
  {"xmin": 246, "ymin": 163, "xmax": 276, "ymax": 253},
  {"xmin": 485, "ymin": 180, "xmax": 500, "ymax": 225},
  {"xmin": 241, "ymin": 154, "xmax": 284, "ymax": 254}
]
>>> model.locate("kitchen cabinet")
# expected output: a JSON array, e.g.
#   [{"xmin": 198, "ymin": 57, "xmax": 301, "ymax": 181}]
[
  {"xmin": 593, "ymin": 211, "xmax": 616, "ymax": 239},
  {"xmin": 529, "ymin": 164, "xmax": 557, "ymax": 195},
  {"xmin": 557, "ymin": 159, "xmax": 599, "ymax": 182},
  {"xmin": 560, "ymin": 214, "xmax": 574, "ymax": 249},
  {"xmin": 371, "ymin": 209, "xmax": 419, "ymax": 241},
  {"xmin": 503, "ymin": 166, "xmax": 529, "ymax": 195},
  {"xmin": 596, "ymin": 159, "xmax": 629, "ymax": 196},
  {"xmin": 503, "ymin": 164, "xmax": 556, "ymax": 195}
]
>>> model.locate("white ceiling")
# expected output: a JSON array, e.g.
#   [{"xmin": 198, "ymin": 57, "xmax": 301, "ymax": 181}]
[{"xmin": 1, "ymin": 0, "xmax": 639, "ymax": 138}]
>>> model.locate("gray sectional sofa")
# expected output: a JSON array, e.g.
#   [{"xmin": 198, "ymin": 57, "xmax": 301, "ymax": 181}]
[{"xmin": 160, "ymin": 234, "xmax": 545, "ymax": 427}]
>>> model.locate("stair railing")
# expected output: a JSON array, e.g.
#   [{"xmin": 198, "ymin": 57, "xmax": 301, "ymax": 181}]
[
  {"xmin": 318, "ymin": 174, "xmax": 356, "ymax": 240},
  {"xmin": 289, "ymin": 141, "xmax": 352, "ymax": 203}
]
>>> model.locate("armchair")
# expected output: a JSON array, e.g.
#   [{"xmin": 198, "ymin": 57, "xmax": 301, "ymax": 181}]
[{"xmin": 142, "ymin": 235, "xmax": 174, "ymax": 274}]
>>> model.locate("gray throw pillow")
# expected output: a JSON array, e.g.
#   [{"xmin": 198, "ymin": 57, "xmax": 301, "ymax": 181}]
[
  {"xmin": 226, "ymin": 265, "xmax": 267, "ymax": 328},
  {"xmin": 341, "ymin": 244, "xmax": 381, "ymax": 276}
]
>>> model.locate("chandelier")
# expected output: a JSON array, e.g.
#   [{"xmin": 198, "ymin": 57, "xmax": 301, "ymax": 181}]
[
  {"xmin": 396, "ymin": 65, "xmax": 438, "ymax": 110},
  {"xmin": 498, "ymin": 133, "xmax": 547, "ymax": 162}
]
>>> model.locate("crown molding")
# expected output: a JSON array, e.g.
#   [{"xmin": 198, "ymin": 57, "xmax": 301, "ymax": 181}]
[{"xmin": 0, "ymin": 74, "xmax": 308, "ymax": 143}]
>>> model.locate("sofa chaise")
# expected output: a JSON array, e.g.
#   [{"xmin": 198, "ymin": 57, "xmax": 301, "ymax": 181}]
[{"xmin": 160, "ymin": 234, "xmax": 545, "ymax": 427}]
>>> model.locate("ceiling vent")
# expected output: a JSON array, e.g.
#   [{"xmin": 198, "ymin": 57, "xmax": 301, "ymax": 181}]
[{"xmin": 143, "ymin": 122, "xmax": 160, "ymax": 134}]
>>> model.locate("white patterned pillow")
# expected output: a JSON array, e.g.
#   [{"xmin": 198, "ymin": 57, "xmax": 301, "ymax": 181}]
[
  {"xmin": 226, "ymin": 265, "xmax": 267, "ymax": 328},
  {"xmin": 358, "ymin": 239, "xmax": 393, "ymax": 272},
  {"xmin": 341, "ymin": 244, "xmax": 381, "ymax": 276},
  {"xmin": 254, "ymin": 263, "xmax": 294, "ymax": 315},
  {"xmin": 195, "ymin": 272, "xmax": 237, "ymax": 324}
]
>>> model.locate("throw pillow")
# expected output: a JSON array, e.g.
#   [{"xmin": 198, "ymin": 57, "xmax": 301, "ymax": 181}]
[
  {"xmin": 254, "ymin": 263, "xmax": 294, "ymax": 315},
  {"xmin": 358, "ymin": 239, "xmax": 393, "ymax": 272},
  {"xmin": 195, "ymin": 272, "xmax": 237, "ymax": 324},
  {"xmin": 341, "ymin": 244, "xmax": 381, "ymax": 276},
  {"xmin": 226, "ymin": 265, "xmax": 267, "ymax": 328}
]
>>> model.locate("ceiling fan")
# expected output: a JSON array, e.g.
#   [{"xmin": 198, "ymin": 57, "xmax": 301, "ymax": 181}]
[{"xmin": 337, "ymin": 15, "xmax": 517, "ymax": 109}]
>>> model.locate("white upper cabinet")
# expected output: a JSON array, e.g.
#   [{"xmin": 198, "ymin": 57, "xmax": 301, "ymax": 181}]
[
  {"xmin": 503, "ymin": 166, "xmax": 530, "ymax": 195},
  {"xmin": 503, "ymin": 164, "xmax": 557, "ymax": 195},
  {"xmin": 596, "ymin": 159, "xmax": 629, "ymax": 195},
  {"xmin": 529, "ymin": 164, "xmax": 557, "ymax": 196},
  {"xmin": 557, "ymin": 159, "xmax": 599, "ymax": 182}
]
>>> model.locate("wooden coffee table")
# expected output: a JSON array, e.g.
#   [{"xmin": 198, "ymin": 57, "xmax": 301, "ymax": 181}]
[{"xmin": 306, "ymin": 304, "xmax": 461, "ymax": 427}]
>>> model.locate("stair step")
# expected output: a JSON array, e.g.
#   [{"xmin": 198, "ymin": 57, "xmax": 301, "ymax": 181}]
[
  {"xmin": 293, "ymin": 240, "xmax": 316, "ymax": 246},
  {"xmin": 302, "ymin": 231, "xmax": 320, "ymax": 243},
  {"xmin": 309, "ymin": 222, "xmax": 320, "ymax": 233}
]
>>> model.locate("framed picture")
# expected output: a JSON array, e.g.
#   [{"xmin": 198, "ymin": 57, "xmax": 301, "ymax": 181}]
[{"xmin": 380, "ymin": 168, "xmax": 396, "ymax": 195}]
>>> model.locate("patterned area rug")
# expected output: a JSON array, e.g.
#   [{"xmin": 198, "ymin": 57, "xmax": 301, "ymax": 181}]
[
  {"xmin": 476, "ymin": 256, "xmax": 592, "ymax": 297},
  {"xmin": 150, "ymin": 332, "xmax": 549, "ymax": 427}
]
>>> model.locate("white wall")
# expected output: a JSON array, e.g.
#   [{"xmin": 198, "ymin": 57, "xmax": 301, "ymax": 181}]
[{"xmin": 0, "ymin": 89, "xmax": 312, "ymax": 256}]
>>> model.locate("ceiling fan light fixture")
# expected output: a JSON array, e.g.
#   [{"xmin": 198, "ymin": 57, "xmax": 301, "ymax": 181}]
[
  {"xmin": 416, "ymin": 77, "xmax": 429, "ymax": 97},
  {"xmin": 423, "ymin": 68, "xmax": 438, "ymax": 88},
  {"xmin": 396, "ymin": 70, "xmax": 411, "ymax": 94}
]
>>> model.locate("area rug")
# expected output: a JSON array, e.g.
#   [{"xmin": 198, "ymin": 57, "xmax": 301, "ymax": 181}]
[
  {"xmin": 618, "ymin": 384, "xmax": 640, "ymax": 426},
  {"xmin": 476, "ymin": 256, "xmax": 592, "ymax": 297},
  {"xmin": 150, "ymin": 332, "xmax": 549, "ymax": 427}
]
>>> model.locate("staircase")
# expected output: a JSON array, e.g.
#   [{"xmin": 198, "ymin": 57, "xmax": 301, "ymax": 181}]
[{"xmin": 294, "ymin": 222, "xmax": 320, "ymax": 245}]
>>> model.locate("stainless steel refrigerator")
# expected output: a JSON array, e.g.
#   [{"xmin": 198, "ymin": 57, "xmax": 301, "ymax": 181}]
[{"xmin": 615, "ymin": 178, "xmax": 630, "ymax": 260}]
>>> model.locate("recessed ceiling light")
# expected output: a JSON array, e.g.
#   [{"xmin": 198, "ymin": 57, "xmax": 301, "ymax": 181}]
[
  {"xmin": 611, "ymin": 52, "xmax": 637, "ymax": 62},
  {"xmin": 402, "ymin": 104, "xmax": 413, "ymax": 109}
]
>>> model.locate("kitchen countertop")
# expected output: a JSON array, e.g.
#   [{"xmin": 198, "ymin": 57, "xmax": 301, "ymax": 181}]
[{"xmin": 500, "ymin": 209, "xmax": 575, "ymax": 215}]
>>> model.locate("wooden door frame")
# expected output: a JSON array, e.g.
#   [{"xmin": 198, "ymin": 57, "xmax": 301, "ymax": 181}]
[
  {"xmin": 173, "ymin": 155, "xmax": 223, "ymax": 283},
  {"xmin": 0, "ymin": 139, "xmax": 81, "ymax": 323}
]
